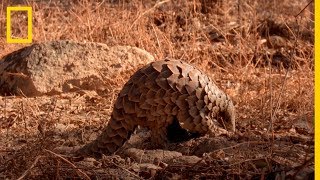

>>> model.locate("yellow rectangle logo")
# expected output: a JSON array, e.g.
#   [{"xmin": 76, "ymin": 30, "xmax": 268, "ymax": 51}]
[{"xmin": 6, "ymin": 6, "xmax": 32, "ymax": 43}]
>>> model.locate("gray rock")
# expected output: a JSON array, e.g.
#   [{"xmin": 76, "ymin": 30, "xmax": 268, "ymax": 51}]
[{"xmin": 0, "ymin": 40, "xmax": 154, "ymax": 96}]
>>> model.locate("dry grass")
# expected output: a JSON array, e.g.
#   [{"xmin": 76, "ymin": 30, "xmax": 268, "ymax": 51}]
[{"xmin": 0, "ymin": 0, "xmax": 314, "ymax": 179}]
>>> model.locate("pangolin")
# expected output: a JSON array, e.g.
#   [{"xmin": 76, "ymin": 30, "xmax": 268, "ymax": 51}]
[{"xmin": 77, "ymin": 59, "xmax": 235, "ymax": 158}]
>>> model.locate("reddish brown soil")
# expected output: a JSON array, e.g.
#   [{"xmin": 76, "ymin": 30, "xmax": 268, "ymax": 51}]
[{"xmin": 0, "ymin": 0, "xmax": 314, "ymax": 179}]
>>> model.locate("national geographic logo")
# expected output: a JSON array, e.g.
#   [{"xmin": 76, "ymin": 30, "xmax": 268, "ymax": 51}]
[{"xmin": 6, "ymin": 6, "xmax": 32, "ymax": 43}]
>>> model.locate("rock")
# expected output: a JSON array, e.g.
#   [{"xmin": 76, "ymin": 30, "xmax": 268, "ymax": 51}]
[
  {"xmin": 0, "ymin": 40, "xmax": 154, "ymax": 96},
  {"xmin": 123, "ymin": 148, "xmax": 201, "ymax": 165},
  {"xmin": 267, "ymin": 35, "xmax": 287, "ymax": 49},
  {"xmin": 131, "ymin": 163, "xmax": 162, "ymax": 172},
  {"xmin": 124, "ymin": 148, "xmax": 182, "ymax": 163},
  {"xmin": 171, "ymin": 155, "xmax": 201, "ymax": 165},
  {"xmin": 131, "ymin": 163, "xmax": 162, "ymax": 178}
]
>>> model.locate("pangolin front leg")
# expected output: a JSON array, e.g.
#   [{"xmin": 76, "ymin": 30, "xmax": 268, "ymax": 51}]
[{"xmin": 77, "ymin": 59, "xmax": 236, "ymax": 158}]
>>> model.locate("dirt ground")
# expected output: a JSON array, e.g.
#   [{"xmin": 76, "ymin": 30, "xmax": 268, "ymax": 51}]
[{"xmin": 0, "ymin": 0, "xmax": 314, "ymax": 179}]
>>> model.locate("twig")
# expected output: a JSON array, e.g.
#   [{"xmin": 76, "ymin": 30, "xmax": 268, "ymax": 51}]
[
  {"xmin": 4, "ymin": 95, "xmax": 8, "ymax": 137},
  {"xmin": 44, "ymin": 149, "xmax": 90, "ymax": 180},
  {"xmin": 190, "ymin": 141, "xmax": 269, "ymax": 168},
  {"xmin": 211, "ymin": 141, "xmax": 268, "ymax": 153},
  {"xmin": 130, "ymin": 0, "xmax": 171, "ymax": 29},
  {"xmin": 295, "ymin": 0, "xmax": 313, "ymax": 18},
  {"xmin": 110, "ymin": 161, "xmax": 142, "ymax": 180},
  {"xmin": 267, "ymin": 52, "xmax": 274, "ymax": 143},
  {"xmin": 225, "ymin": 157, "xmax": 270, "ymax": 167},
  {"xmin": 21, "ymin": 101, "xmax": 27, "ymax": 139},
  {"xmin": 93, "ymin": 0, "xmax": 106, "ymax": 12},
  {"xmin": 269, "ymin": 0, "xmax": 308, "ymax": 133},
  {"xmin": 17, "ymin": 156, "xmax": 43, "ymax": 180}
]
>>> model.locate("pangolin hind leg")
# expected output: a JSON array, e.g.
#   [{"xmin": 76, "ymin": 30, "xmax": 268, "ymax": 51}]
[{"xmin": 147, "ymin": 116, "xmax": 173, "ymax": 147}]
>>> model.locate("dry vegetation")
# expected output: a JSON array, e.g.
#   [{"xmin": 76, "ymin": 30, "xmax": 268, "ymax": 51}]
[{"xmin": 0, "ymin": 0, "xmax": 314, "ymax": 179}]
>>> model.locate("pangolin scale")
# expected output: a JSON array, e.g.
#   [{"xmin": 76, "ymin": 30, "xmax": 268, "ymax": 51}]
[{"xmin": 77, "ymin": 59, "xmax": 235, "ymax": 158}]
